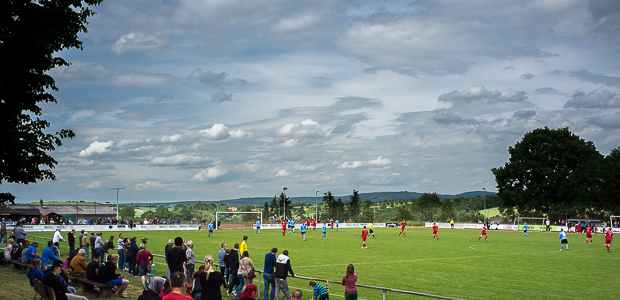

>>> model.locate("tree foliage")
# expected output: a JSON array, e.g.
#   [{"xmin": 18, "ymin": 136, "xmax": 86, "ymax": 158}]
[
  {"xmin": 415, "ymin": 193, "xmax": 441, "ymax": 221},
  {"xmin": 119, "ymin": 206, "xmax": 135, "ymax": 220},
  {"xmin": 348, "ymin": 190, "xmax": 361, "ymax": 222},
  {"xmin": 0, "ymin": 0, "xmax": 103, "ymax": 204}
]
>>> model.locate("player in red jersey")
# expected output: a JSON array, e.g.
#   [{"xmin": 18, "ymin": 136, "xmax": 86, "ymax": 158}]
[
  {"xmin": 478, "ymin": 225, "xmax": 488, "ymax": 241},
  {"xmin": 306, "ymin": 219, "xmax": 311, "ymax": 229},
  {"xmin": 585, "ymin": 225, "xmax": 593, "ymax": 245},
  {"xmin": 282, "ymin": 221, "xmax": 286, "ymax": 236},
  {"xmin": 361, "ymin": 226, "xmax": 369, "ymax": 249},
  {"xmin": 399, "ymin": 219, "xmax": 406, "ymax": 237},
  {"xmin": 605, "ymin": 227, "xmax": 614, "ymax": 252},
  {"xmin": 312, "ymin": 218, "xmax": 317, "ymax": 231},
  {"xmin": 432, "ymin": 222, "xmax": 439, "ymax": 240},
  {"xmin": 330, "ymin": 218, "xmax": 334, "ymax": 231}
]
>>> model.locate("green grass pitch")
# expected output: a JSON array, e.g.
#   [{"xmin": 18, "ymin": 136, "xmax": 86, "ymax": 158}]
[{"xmin": 34, "ymin": 227, "xmax": 619, "ymax": 299}]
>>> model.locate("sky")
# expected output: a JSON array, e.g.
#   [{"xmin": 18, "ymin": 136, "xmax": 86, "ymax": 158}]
[{"xmin": 7, "ymin": 0, "xmax": 620, "ymax": 204}]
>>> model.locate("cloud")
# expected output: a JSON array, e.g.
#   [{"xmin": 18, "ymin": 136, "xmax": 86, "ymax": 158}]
[
  {"xmin": 188, "ymin": 69, "xmax": 228, "ymax": 87},
  {"xmin": 193, "ymin": 166, "xmax": 228, "ymax": 181},
  {"xmin": 135, "ymin": 181, "xmax": 164, "ymax": 190},
  {"xmin": 211, "ymin": 90, "xmax": 233, "ymax": 103},
  {"xmin": 154, "ymin": 94, "xmax": 173, "ymax": 102},
  {"xmin": 276, "ymin": 169, "xmax": 289, "ymax": 177},
  {"xmin": 272, "ymin": 13, "xmax": 319, "ymax": 32},
  {"xmin": 521, "ymin": 73, "xmax": 534, "ymax": 79},
  {"xmin": 513, "ymin": 110, "xmax": 537, "ymax": 120},
  {"xmin": 78, "ymin": 141, "xmax": 114, "ymax": 157},
  {"xmin": 570, "ymin": 69, "xmax": 620, "ymax": 88},
  {"xmin": 339, "ymin": 156, "xmax": 391, "ymax": 169},
  {"xmin": 49, "ymin": 62, "xmax": 112, "ymax": 82},
  {"xmin": 589, "ymin": 112, "xmax": 620, "ymax": 128},
  {"xmin": 535, "ymin": 87, "xmax": 558, "ymax": 95},
  {"xmin": 70, "ymin": 110, "xmax": 96, "ymax": 122},
  {"xmin": 278, "ymin": 119, "xmax": 326, "ymax": 137},
  {"xmin": 110, "ymin": 72, "xmax": 183, "ymax": 86},
  {"xmin": 564, "ymin": 90, "xmax": 620, "ymax": 109},
  {"xmin": 85, "ymin": 181, "xmax": 103, "ymax": 189},
  {"xmin": 199, "ymin": 124, "xmax": 251, "ymax": 140},
  {"xmin": 150, "ymin": 154, "xmax": 212, "ymax": 166},
  {"xmin": 159, "ymin": 134, "xmax": 183, "ymax": 143},
  {"xmin": 112, "ymin": 32, "xmax": 166, "ymax": 54},
  {"xmin": 439, "ymin": 86, "xmax": 528, "ymax": 104}
]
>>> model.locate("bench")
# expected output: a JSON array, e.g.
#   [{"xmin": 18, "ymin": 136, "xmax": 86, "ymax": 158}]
[
  {"xmin": 78, "ymin": 278, "xmax": 116, "ymax": 297},
  {"xmin": 1, "ymin": 258, "xmax": 32, "ymax": 271}
]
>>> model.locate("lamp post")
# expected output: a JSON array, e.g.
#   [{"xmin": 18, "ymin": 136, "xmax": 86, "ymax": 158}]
[
  {"xmin": 315, "ymin": 190, "xmax": 319, "ymax": 222},
  {"xmin": 283, "ymin": 187, "xmax": 288, "ymax": 221},
  {"xmin": 482, "ymin": 187, "xmax": 486, "ymax": 225},
  {"xmin": 110, "ymin": 188, "xmax": 125, "ymax": 221}
]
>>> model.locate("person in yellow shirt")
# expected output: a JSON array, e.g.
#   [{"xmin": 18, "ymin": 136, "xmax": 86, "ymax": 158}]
[
  {"xmin": 239, "ymin": 235, "xmax": 248, "ymax": 258},
  {"xmin": 369, "ymin": 223, "xmax": 377, "ymax": 239},
  {"xmin": 450, "ymin": 218, "xmax": 454, "ymax": 229}
]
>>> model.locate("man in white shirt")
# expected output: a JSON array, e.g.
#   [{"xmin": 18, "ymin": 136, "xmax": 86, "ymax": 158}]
[
  {"xmin": 546, "ymin": 219, "xmax": 551, "ymax": 232},
  {"xmin": 53, "ymin": 228, "xmax": 66, "ymax": 256}
]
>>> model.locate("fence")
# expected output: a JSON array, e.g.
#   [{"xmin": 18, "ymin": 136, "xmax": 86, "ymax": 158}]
[{"xmin": 26, "ymin": 235, "xmax": 464, "ymax": 300}]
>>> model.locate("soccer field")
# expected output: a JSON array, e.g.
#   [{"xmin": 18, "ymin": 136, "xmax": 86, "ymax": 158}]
[{"xmin": 35, "ymin": 227, "xmax": 619, "ymax": 300}]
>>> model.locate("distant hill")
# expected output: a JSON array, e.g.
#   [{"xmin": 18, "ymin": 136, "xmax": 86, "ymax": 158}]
[{"xmin": 145, "ymin": 191, "xmax": 496, "ymax": 207}]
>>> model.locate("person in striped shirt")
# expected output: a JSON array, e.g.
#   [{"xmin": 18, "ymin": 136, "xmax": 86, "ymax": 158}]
[{"xmin": 309, "ymin": 279, "xmax": 329, "ymax": 300}]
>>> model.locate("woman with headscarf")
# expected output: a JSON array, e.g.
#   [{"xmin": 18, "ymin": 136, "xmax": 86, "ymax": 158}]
[
  {"xmin": 138, "ymin": 275, "xmax": 166, "ymax": 300},
  {"xmin": 200, "ymin": 255, "xmax": 223, "ymax": 300}
]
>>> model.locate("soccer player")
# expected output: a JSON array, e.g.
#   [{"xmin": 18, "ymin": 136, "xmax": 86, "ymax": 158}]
[
  {"xmin": 370, "ymin": 222, "xmax": 377, "ymax": 239},
  {"xmin": 282, "ymin": 220, "xmax": 287, "ymax": 236},
  {"xmin": 256, "ymin": 220, "xmax": 261, "ymax": 234},
  {"xmin": 399, "ymin": 219, "xmax": 406, "ymax": 237},
  {"xmin": 321, "ymin": 223, "xmax": 327, "ymax": 239},
  {"xmin": 300, "ymin": 223, "xmax": 307, "ymax": 241},
  {"xmin": 450, "ymin": 218, "xmax": 454, "ymax": 229},
  {"xmin": 312, "ymin": 218, "xmax": 317, "ymax": 231},
  {"xmin": 330, "ymin": 218, "xmax": 334, "ymax": 231},
  {"xmin": 208, "ymin": 221, "xmax": 214, "ymax": 237},
  {"xmin": 306, "ymin": 219, "xmax": 311, "ymax": 229},
  {"xmin": 361, "ymin": 226, "xmax": 369, "ymax": 249},
  {"xmin": 585, "ymin": 225, "xmax": 593, "ymax": 245},
  {"xmin": 558, "ymin": 228, "xmax": 569, "ymax": 251},
  {"xmin": 292, "ymin": 218, "xmax": 296, "ymax": 233},
  {"xmin": 523, "ymin": 222, "xmax": 529, "ymax": 237},
  {"xmin": 432, "ymin": 222, "xmax": 438, "ymax": 240},
  {"xmin": 336, "ymin": 219, "xmax": 339, "ymax": 231},
  {"xmin": 605, "ymin": 227, "xmax": 613, "ymax": 252},
  {"xmin": 478, "ymin": 225, "xmax": 488, "ymax": 241}
]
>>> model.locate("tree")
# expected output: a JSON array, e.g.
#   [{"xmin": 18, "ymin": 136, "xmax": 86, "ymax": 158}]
[
  {"xmin": 416, "ymin": 193, "xmax": 441, "ymax": 221},
  {"xmin": 263, "ymin": 201, "xmax": 270, "ymax": 218},
  {"xmin": 297, "ymin": 203, "xmax": 306, "ymax": 219},
  {"xmin": 270, "ymin": 196, "xmax": 279, "ymax": 217},
  {"xmin": 439, "ymin": 198, "xmax": 456, "ymax": 222},
  {"xmin": 278, "ymin": 192, "xmax": 291, "ymax": 220},
  {"xmin": 119, "ymin": 206, "xmax": 135, "ymax": 220},
  {"xmin": 348, "ymin": 190, "xmax": 361, "ymax": 222},
  {"xmin": 492, "ymin": 127, "xmax": 602, "ymax": 220},
  {"xmin": 322, "ymin": 191, "xmax": 336, "ymax": 217},
  {"xmin": 398, "ymin": 206, "xmax": 412, "ymax": 221},
  {"xmin": 0, "ymin": 0, "xmax": 103, "ymax": 205}
]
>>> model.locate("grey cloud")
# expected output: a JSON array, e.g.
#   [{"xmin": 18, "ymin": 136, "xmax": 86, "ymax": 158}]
[
  {"xmin": 432, "ymin": 112, "xmax": 477, "ymax": 125},
  {"xmin": 564, "ymin": 90, "xmax": 620, "ymax": 109},
  {"xmin": 330, "ymin": 114, "xmax": 368, "ymax": 135},
  {"xmin": 154, "ymin": 93, "xmax": 173, "ymax": 102},
  {"xmin": 49, "ymin": 62, "xmax": 113, "ymax": 82},
  {"xmin": 535, "ymin": 87, "xmax": 558, "ymax": 95},
  {"xmin": 503, "ymin": 65, "xmax": 516, "ymax": 71},
  {"xmin": 521, "ymin": 73, "xmax": 534, "ymax": 80},
  {"xmin": 570, "ymin": 69, "xmax": 620, "ymax": 88},
  {"xmin": 211, "ymin": 90, "xmax": 233, "ymax": 103},
  {"xmin": 188, "ymin": 69, "xmax": 229, "ymax": 87},
  {"xmin": 512, "ymin": 110, "xmax": 536, "ymax": 120},
  {"xmin": 587, "ymin": 0, "xmax": 620, "ymax": 38},
  {"xmin": 438, "ymin": 86, "xmax": 528, "ymax": 104},
  {"xmin": 331, "ymin": 97, "xmax": 383, "ymax": 111},
  {"xmin": 589, "ymin": 112, "xmax": 620, "ymax": 128}
]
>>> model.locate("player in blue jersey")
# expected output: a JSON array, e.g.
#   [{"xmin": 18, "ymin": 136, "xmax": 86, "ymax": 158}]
[
  {"xmin": 558, "ymin": 228, "xmax": 569, "ymax": 251},
  {"xmin": 523, "ymin": 222, "xmax": 529, "ymax": 237},
  {"xmin": 292, "ymin": 219, "xmax": 296, "ymax": 233},
  {"xmin": 300, "ymin": 223, "xmax": 307, "ymax": 241},
  {"xmin": 208, "ymin": 221, "xmax": 214, "ymax": 237},
  {"xmin": 322, "ymin": 223, "xmax": 327, "ymax": 239},
  {"xmin": 256, "ymin": 220, "xmax": 261, "ymax": 234},
  {"xmin": 335, "ymin": 219, "xmax": 339, "ymax": 231}
]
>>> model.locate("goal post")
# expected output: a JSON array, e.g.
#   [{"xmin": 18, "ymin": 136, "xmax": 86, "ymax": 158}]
[
  {"xmin": 517, "ymin": 217, "xmax": 547, "ymax": 232},
  {"xmin": 215, "ymin": 211, "xmax": 262, "ymax": 230}
]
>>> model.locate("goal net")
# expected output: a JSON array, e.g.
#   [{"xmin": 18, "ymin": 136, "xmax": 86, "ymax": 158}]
[
  {"xmin": 516, "ymin": 217, "xmax": 547, "ymax": 232},
  {"xmin": 215, "ymin": 211, "xmax": 262, "ymax": 230}
]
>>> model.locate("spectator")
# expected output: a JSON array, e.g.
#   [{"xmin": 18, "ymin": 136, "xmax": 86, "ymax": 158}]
[
  {"xmin": 227, "ymin": 243, "xmax": 240, "ymax": 296},
  {"xmin": 64, "ymin": 249, "xmax": 79, "ymax": 269},
  {"xmin": 168, "ymin": 237, "xmax": 187, "ymax": 276},
  {"xmin": 89, "ymin": 232, "xmax": 96, "ymax": 261},
  {"xmin": 165, "ymin": 239, "xmax": 174, "ymax": 278},
  {"xmin": 94, "ymin": 232, "xmax": 104, "ymax": 260},
  {"xmin": 43, "ymin": 264, "xmax": 75, "ymax": 300},
  {"xmin": 239, "ymin": 251, "xmax": 256, "ymax": 290},
  {"xmin": 217, "ymin": 243, "xmax": 228, "ymax": 289},
  {"xmin": 26, "ymin": 240, "xmax": 40, "ymax": 261},
  {"xmin": 263, "ymin": 247, "xmax": 277, "ymax": 300},
  {"xmin": 240, "ymin": 236, "xmax": 248, "ymax": 257},
  {"xmin": 71, "ymin": 249, "xmax": 88, "ymax": 276},
  {"xmin": 341, "ymin": 264, "xmax": 358, "ymax": 300},
  {"xmin": 99, "ymin": 254, "xmax": 130, "ymax": 297},
  {"xmin": 81, "ymin": 232, "xmax": 90, "ymax": 261},
  {"xmin": 61, "ymin": 265, "xmax": 78, "ymax": 295},
  {"xmin": 42, "ymin": 240, "xmax": 59, "ymax": 267},
  {"xmin": 78, "ymin": 230, "xmax": 84, "ymax": 250},
  {"xmin": 163, "ymin": 272, "xmax": 192, "ymax": 300},
  {"xmin": 291, "ymin": 290, "xmax": 303, "ymax": 300},
  {"xmin": 0, "ymin": 223, "xmax": 6, "ymax": 244},
  {"xmin": 274, "ymin": 250, "xmax": 296, "ymax": 300},
  {"xmin": 68, "ymin": 229, "xmax": 76, "ymax": 255},
  {"xmin": 137, "ymin": 244, "xmax": 155, "ymax": 286},
  {"xmin": 233, "ymin": 284, "xmax": 258, "ymax": 300},
  {"xmin": 86, "ymin": 252, "xmax": 101, "ymax": 281},
  {"xmin": 53, "ymin": 228, "xmax": 66, "ymax": 254},
  {"xmin": 21, "ymin": 240, "xmax": 31, "ymax": 263},
  {"xmin": 309, "ymin": 280, "xmax": 329, "ymax": 300},
  {"xmin": 123, "ymin": 238, "xmax": 131, "ymax": 271},
  {"xmin": 191, "ymin": 265, "xmax": 205, "ymax": 300},
  {"xmin": 127, "ymin": 237, "xmax": 139, "ymax": 276},
  {"xmin": 102, "ymin": 235, "xmax": 116, "ymax": 261},
  {"xmin": 199, "ymin": 255, "xmax": 223, "ymax": 300},
  {"xmin": 139, "ymin": 276, "xmax": 166, "ymax": 300},
  {"xmin": 27, "ymin": 258, "xmax": 45, "ymax": 286},
  {"xmin": 13, "ymin": 221, "xmax": 27, "ymax": 245},
  {"xmin": 161, "ymin": 276, "xmax": 172, "ymax": 297},
  {"xmin": 117, "ymin": 233, "xmax": 126, "ymax": 270},
  {"xmin": 185, "ymin": 241, "xmax": 196, "ymax": 280},
  {"xmin": 3, "ymin": 238, "xmax": 13, "ymax": 260}
]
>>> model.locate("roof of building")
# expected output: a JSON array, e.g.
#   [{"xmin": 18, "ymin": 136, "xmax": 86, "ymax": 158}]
[
  {"xmin": 8, "ymin": 204, "xmax": 116, "ymax": 216},
  {"xmin": 0, "ymin": 207, "xmax": 20, "ymax": 215}
]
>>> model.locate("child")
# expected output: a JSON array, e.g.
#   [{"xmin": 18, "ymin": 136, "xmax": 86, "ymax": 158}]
[
  {"xmin": 149, "ymin": 263, "xmax": 156, "ymax": 276},
  {"xmin": 309, "ymin": 279, "xmax": 329, "ymax": 300},
  {"xmin": 185, "ymin": 277, "xmax": 193, "ymax": 296}
]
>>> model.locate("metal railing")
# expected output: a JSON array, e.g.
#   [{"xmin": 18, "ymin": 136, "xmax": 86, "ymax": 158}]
[{"xmin": 27, "ymin": 235, "xmax": 464, "ymax": 300}]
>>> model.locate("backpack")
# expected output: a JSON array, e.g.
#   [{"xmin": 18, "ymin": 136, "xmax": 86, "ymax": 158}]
[{"xmin": 11, "ymin": 243, "xmax": 22, "ymax": 260}]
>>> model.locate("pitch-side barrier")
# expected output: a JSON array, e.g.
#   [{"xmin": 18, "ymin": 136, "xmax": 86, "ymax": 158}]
[
  {"xmin": 21, "ymin": 224, "xmax": 200, "ymax": 232},
  {"xmin": 30, "ymin": 235, "xmax": 464, "ymax": 300}
]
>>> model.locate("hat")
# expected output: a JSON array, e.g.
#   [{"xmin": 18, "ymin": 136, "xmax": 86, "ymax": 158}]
[
  {"xmin": 32, "ymin": 241, "xmax": 39, "ymax": 245},
  {"xmin": 168, "ymin": 239, "xmax": 174, "ymax": 244}
]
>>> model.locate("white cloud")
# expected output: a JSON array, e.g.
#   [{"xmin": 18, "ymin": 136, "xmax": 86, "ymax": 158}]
[
  {"xmin": 339, "ymin": 156, "xmax": 391, "ymax": 169},
  {"xmin": 150, "ymin": 154, "xmax": 211, "ymax": 166},
  {"xmin": 49, "ymin": 62, "xmax": 112, "ymax": 82},
  {"xmin": 135, "ymin": 181, "xmax": 164, "ymax": 190},
  {"xmin": 70, "ymin": 110, "xmax": 96, "ymax": 122},
  {"xmin": 200, "ymin": 124, "xmax": 250, "ymax": 140},
  {"xmin": 160, "ymin": 134, "xmax": 183, "ymax": 143},
  {"xmin": 272, "ymin": 13, "xmax": 319, "ymax": 32},
  {"xmin": 294, "ymin": 164, "xmax": 321, "ymax": 171},
  {"xmin": 85, "ymin": 181, "xmax": 103, "ymax": 189},
  {"xmin": 110, "ymin": 72, "xmax": 182, "ymax": 87},
  {"xmin": 78, "ymin": 141, "xmax": 114, "ymax": 157},
  {"xmin": 278, "ymin": 119, "xmax": 327, "ymax": 137},
  {"xmin": 193, "ymin": 166, "xmax": 228, "ymax": 181},
  {"xmin": 112, "ymin": 32, "xmax": 166, "ymax": 54},
  {"xmin": 276, "ymin": 169, "xmax": 289, "ymax": 177},
  {"xmin": 282, "ymin": 139, "xmax": 298, "ymax": 147}
]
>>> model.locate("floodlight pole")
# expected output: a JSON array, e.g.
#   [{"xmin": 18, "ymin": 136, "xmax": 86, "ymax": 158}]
[
  {"xmin": 315, "ymin": 190, "xmax": 319, "ymax": 222},
  {"xmin": 482, "ymin": 187, "xmax": 486, "ymax": 225},
  {"xmin": 283, "ymin": 187, "xmax": 288, "ymax": 221},
  {"xmin": 110, "ymin": 188, "xmax": 125, "ymax": 221}
]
